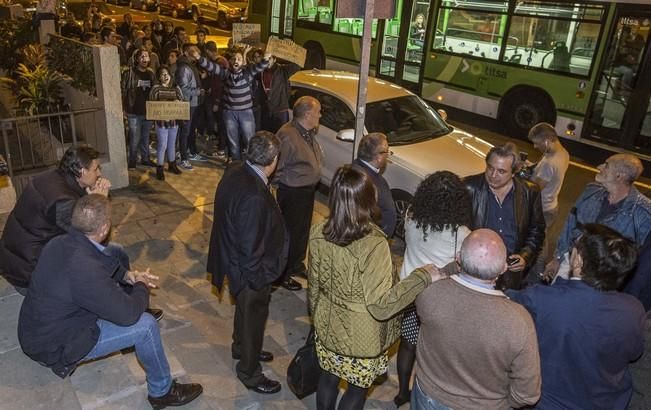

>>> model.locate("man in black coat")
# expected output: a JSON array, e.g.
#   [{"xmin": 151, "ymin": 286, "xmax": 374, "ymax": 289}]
[
  {"xmin": 0, "ymin": 145, "xmax": 110, "ymax": 291},
  {"xmin": 353, "ymin": 132, "xmax": 396, "ymax": 238},
  {"xmin": 207, "ymin": 131, "xmax": 288, "ymax": 394},
  {"xmin": 464, "ymin": 142, "xmax": 545, "ymax": 290},
  {"xmin": 17, "ymin": 194, "xmax": 203, "ymax": 408}
]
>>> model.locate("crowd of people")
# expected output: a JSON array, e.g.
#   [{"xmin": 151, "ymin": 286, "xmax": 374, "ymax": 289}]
[
  {"xmin": 1, "ymin": 22, "xmax": 651, "ymax": 404},
  {"xmin": 60, "ymin": 12, "xmax": 301, "ymax": 180}
]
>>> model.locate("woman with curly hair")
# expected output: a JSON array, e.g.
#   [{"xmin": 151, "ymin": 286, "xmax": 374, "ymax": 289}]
[{"xmin": 393, "ymin": 171, "xmax": 473, "ymax": 407}]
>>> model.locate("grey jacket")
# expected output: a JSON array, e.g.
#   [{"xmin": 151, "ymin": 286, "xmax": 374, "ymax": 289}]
[{"xmin": 175, "ymin": 56, "xmax": 201, "ymax": 107}]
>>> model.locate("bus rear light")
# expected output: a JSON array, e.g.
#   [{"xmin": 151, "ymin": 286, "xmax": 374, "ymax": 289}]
[
  {"xmin": 576, "ymin": 91, "xmax": 584, "ymax": 99},
  {"xmin": 436, "ymin": 95, "xmax": 444, "ymax": 101},
  {"xmin": 565, "ymin": 123, "xmax": 576, "ymax": 136}
]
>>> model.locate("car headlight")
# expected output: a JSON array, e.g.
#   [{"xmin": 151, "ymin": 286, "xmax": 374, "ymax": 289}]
[{"xmin": 227, "ymin": 8, "xmax": 240, "ymax": 16}]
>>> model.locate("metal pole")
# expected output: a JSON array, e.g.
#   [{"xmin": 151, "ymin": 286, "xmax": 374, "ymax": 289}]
[{"xmin": 351, "ymin": 0, "xmax": 375, "ymax": 161}]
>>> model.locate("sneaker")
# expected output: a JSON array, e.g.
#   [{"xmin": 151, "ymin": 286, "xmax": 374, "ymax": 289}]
[
  {"xmin": 208, "ymin": 150, "xmax": 227, "ymax": 161},
  {"xmin": 189, "ymin": 153, "xmax": 208, "ymax": 162},
  {"xmin": 175, "ymin": 151, "xmax": 181, "ymax": 161},
  {"xmin": 179, "ymin": 160, "xmax": 193, "ymax": 170}
]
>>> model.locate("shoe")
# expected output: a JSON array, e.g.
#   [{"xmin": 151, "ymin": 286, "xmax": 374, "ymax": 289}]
[
  {"xmin": 393, "ymin": 392, "xmax": 411, "ymax": 407},
  {"xmin": 232, "ymin": 350, "xmax": 274, "ymax": 362},
  {"xmin": 147, "ymin": 380, "xmax": 203, "ymax": 409},
  {"xmin": 175, "ymin": 151, "xmax": 181, "ymax": 161},
  {"xmin": 189, "ymin": 153, "xmax": 208, "ymax": 162},
  {"xmin": 179, "ymin": 160, "xmax": 193, "ymax": 170},
  {"xmin": 168, "ymin": 161, "xmax": 182, "ymax": 175},
  {"xmin": 141, "ymin": 159, "xmax": 156, "ymax": 167},
  {"xmin": 155, "ymin": 166, "xmax": 165, "ymax": 181},
  {"xmin": 277, "ymin": 277, "xmax": 302, "ymax": 291},
  {"xmin": 146, "ymin": 308, "xmax": 164, "ymax": 321},
  {"xmin": 247, "ymin": 375, "xmax": 281, "ymax": 394}
]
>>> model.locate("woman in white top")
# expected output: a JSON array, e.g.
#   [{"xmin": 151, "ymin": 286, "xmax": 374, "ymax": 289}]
[{"xmin": 394, "ymin": 171, "xmax": 473, "ymax": 407}]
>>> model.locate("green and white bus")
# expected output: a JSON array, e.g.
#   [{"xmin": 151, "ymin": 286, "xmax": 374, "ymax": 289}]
[{"xmin": 248, "ymin": 0, "xmax": 651, "ymax": 157}]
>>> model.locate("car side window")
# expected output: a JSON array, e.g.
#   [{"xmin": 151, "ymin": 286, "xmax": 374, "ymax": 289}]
[{"xmin": 289, "ymin": 87, "xmax": 355, "ymax": 130}]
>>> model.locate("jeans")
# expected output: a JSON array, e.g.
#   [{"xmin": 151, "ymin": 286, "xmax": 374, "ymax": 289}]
[
  {"xmin": 179, "ymin": 106, "xmax": 198, "ymax": 160},
  {"xmin": 411, "ymin": 379, "xmax": 451, "ymax": 410},
  {"xmin": 155, "ymin": 126, "xmax": 178, "ymax": 164},
  {"xmin": 82, "ymin": 313, "xmax": 172, "ymax": 398},
  {"xmin": 223, "ymin": 109, "xmax": 255, "ymax": 161},
  {"xmin": 127, "ymin": 114, "xmax": 152, "ymax": 164}
]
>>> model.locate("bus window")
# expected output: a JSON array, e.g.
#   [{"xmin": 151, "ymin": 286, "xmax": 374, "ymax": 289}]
[
  {"xmin": 433, "ymin": 0, "xmax": 508, "ymax": 61},
  {"xmin": 297, "ymin": 0, "xmax": 332, "ymax": 25},
  {"xmin": 505, "ymin": 1, "xmax": 604, "ymax": 76}
]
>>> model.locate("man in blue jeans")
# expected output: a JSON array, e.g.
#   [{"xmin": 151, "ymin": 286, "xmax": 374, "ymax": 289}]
[
  {"xmin": 121, "ymin": 49, "xmax": 156, "ymax": 169},
  {"xmin": 17, "ymin": 194, "xmax": 203, "ymax": 408}
]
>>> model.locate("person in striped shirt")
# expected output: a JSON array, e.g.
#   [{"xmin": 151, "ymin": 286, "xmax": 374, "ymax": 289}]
[{"xmin": 190, "ymin": 45, "xmax": 271, "ymax": 161}]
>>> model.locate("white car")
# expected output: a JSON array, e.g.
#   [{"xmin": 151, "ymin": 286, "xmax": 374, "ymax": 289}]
[{"xmin": 289, "ymin": 70, "xmax": 493, "ymax": 236}]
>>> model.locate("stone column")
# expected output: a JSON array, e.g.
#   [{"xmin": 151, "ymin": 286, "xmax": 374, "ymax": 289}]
[
  {"xmin": 93, "ymin": 45, "xmax": 129, "ymax": 189},
  {"xmin": 38, "ymin": 20, "xmax": 56, "ymax": 45}
]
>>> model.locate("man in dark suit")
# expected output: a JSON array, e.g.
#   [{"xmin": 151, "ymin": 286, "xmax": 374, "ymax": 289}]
[
  {"xmin": 18, "ymin": 194, "xmax": 203, "ymax": 409},
  {"xmin": 464, "ymin": 142, "xmax": 545, "ymax": 290},
  {"xmin": 353, "ymin": 132, "xmax": 396, "ymax": 238},
  {"xmin": 207, "ymin": 131, "xmax": 288, "ymax": 394}
]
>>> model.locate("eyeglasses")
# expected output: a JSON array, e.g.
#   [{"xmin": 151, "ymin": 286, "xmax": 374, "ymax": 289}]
[{"xmin": 377, "ymin": 150, "xmax": 393, "ymax": 156}]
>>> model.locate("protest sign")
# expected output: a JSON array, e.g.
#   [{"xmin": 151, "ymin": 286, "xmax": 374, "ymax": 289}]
[
  {"xmin": 146, "ymin": 101, "xmax": 190, "ymax": 121},
  {"xmin": 265, "ymin": 36, "xmax": 306, "ymax": 67},
  {"xmin": 232, "ymin": 23, "xmax": 261, "ymax": 46}
]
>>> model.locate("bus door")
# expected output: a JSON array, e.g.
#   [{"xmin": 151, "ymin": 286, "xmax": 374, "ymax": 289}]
[
  {"xmin": 270, "ymin": 0, "xmax": 294, "ymax": 37},
  {"xmin": 376, "ymin": 0, "xmax": 431, "ymax": 91},
  {"xmin": 584, "ymin": 7, "xmax": 651, "ymax": 152}
]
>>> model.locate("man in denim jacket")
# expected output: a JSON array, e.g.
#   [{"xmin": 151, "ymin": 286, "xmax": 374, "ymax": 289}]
[{"xmin": 545, "ymin": 154, "xmax": 651, "ymax": 281}]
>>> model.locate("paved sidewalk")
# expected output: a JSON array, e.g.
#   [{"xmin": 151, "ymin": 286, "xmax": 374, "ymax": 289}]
[{"xmin": 0, "ymin": 160, "xmax": 406, "ymax": 410}]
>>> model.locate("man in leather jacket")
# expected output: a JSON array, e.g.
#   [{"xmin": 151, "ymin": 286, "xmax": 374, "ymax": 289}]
[{"xmin": 464, "ymin": 143, "xmax": 545, "ymax": 290}]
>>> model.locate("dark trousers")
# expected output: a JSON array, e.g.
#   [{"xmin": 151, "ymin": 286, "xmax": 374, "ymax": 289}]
[
  {"xmin": 232, "ymin": 284, "xmax": 271, "ymax": 387},
  {"xmin": 178, "ymin": 106, "xmax": 198, "ymax": 160},
  {"xmin": 277, "ymin": 183, "xmax": 316, "ymax": 279}
]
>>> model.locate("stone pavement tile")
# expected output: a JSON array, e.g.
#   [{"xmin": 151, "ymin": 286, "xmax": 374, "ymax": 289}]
[
  {"xmin": 0, "ymin": 275, "xmax": 20, "ymax": 298},
  {"xmin": 109, "ymin": 196, "xmax": 157, "ymax": 226},
  {"xmin": 0, "ymin": 293, "xmax": 22, "ymax": 354},
  {"xmin": 0, "ymin": 348, "xmax": 82, "ymax": 410},
  {"xmin": 268, "ymin": 289, "xmax": 309, "ymax": 323},
  {"xmin": 70, "ymin": 353, "xmax": 141, "ymax": 408}
]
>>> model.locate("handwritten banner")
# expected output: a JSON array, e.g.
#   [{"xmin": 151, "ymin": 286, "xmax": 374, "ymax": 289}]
[
  {"xmin": 146, "ymin": 101, "xmax": 190, "ymax": 121},
  {"xmin": 232, "ymin": 23, "xmax": 261, "ymax": 46},
  {"xmin": 265, "ymin": 36, "xmax": 306, "ymax": 67}
]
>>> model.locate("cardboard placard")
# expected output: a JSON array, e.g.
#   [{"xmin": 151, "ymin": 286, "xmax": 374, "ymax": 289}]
[
  {"xmin": 146, "ymin": 101, "xmax": 190, "ymax": 121},
  {"xmin": 232, "ymin": 23, "xmax": 261, "ymax": 46},
  {"xmin": 265, "ymin": 36, "xmax": 306, "ymax": 67}
]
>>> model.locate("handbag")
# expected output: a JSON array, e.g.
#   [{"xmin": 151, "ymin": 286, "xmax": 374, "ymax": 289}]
[{"xmin": 286, "ymin": 327, "xmax": 320, "ymax": 399}]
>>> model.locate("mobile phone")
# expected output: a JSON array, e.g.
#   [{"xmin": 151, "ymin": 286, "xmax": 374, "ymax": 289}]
[
  {"xmin": 507, "ymin": 256, "xmax": 519, "ymax": 266},
  {"xmin": 519, "ymin": 151, "xmax": 529, "ymax": 162}
]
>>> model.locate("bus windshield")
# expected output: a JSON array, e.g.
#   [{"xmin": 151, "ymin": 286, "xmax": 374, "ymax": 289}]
[{"xmin": 365, "ymin": 96, "xmax": 451, "ymax": 145}]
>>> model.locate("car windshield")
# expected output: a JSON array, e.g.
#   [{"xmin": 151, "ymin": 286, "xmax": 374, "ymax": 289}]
[{"xmin": 365, "ymin": 95, "xmax": 451, "ymax": 145}]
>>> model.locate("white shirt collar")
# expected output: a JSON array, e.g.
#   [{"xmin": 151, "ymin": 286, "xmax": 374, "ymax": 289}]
[
  {"xmin": 451, "ymin": 274, "xmax": 507, "ymax": 297},
  {"xmin": 359, "ymin": 159, "xmax": 380, "ymax": 174}
]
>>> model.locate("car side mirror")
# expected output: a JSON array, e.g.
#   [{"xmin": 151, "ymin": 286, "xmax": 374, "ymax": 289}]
[{"xmin": 336, "ymin": 129, "xmax": 355, "ymax": 142}]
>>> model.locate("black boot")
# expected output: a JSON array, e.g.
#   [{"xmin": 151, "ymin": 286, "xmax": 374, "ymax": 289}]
[
  {"xmin": 168, "ymin": 161, "xmax": 182, "ymax": 175},
  {"xmin": 156, "ymin": 166, "xmax": 165, "ymax": 181}
]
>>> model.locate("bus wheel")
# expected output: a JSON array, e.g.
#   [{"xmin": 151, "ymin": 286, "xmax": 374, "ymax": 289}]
[
  {"xmin": 304, "ymin": 41, "xmax": 326, "ymax": 69},
  {"xmin": 391, "ymin": 189, "xmax": 413, "ymax": 240},
  {"xmin": 501, "ymin": 89, "xmax": 555, "ymax": 138}
]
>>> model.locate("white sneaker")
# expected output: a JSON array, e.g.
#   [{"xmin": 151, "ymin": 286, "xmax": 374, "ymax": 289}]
[{"xmin": 179, "ymin": 160, "xmax": 193, "ymax": 170}]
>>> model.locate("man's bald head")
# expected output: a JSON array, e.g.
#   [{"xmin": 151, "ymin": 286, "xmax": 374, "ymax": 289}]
[{"xmin": 459, "ymin": 229, "xmax": 508, "ymax": 280}]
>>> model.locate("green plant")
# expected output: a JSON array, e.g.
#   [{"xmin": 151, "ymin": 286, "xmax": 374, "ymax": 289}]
[
  {"xmin": 47, "ymin": 35, "xmax": 97, "ymax": 96},
  {"xmin": 0, "ymin": 44, "xmax": 64, "ymax": 114},
  {"xmin": 0, "ymin": 18, "xmax": 36, "ymax": 72}
]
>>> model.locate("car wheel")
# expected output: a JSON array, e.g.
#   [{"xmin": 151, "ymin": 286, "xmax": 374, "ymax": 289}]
[
  {"xmin": 217, "ymin": 12, "xmax": 228, "ymax": 30},
  {"xmin": 500, "ymin": 87, "xmax": 556, "ymax": 139},
  {"xmin": 391, "ymin": 189, "xmax": 413, "ymax": 240},
  {"xmin": 171, "ymin": 9, "xmax": 178, "ymax": 18}
]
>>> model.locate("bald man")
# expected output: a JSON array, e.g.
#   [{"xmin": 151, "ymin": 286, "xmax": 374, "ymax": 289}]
[
  {"xmin": 546, "ymin": 153, "xmax": 651, "ymax": 281},
  {"xmin": 413, "ymin": 229, "xmax": 541, "ymax": 409}
]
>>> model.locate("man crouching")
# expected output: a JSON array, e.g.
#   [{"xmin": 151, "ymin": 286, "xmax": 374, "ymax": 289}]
[{"xmin": 17, "ymin": 194, "xmax": 202, "ymax": 409}]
